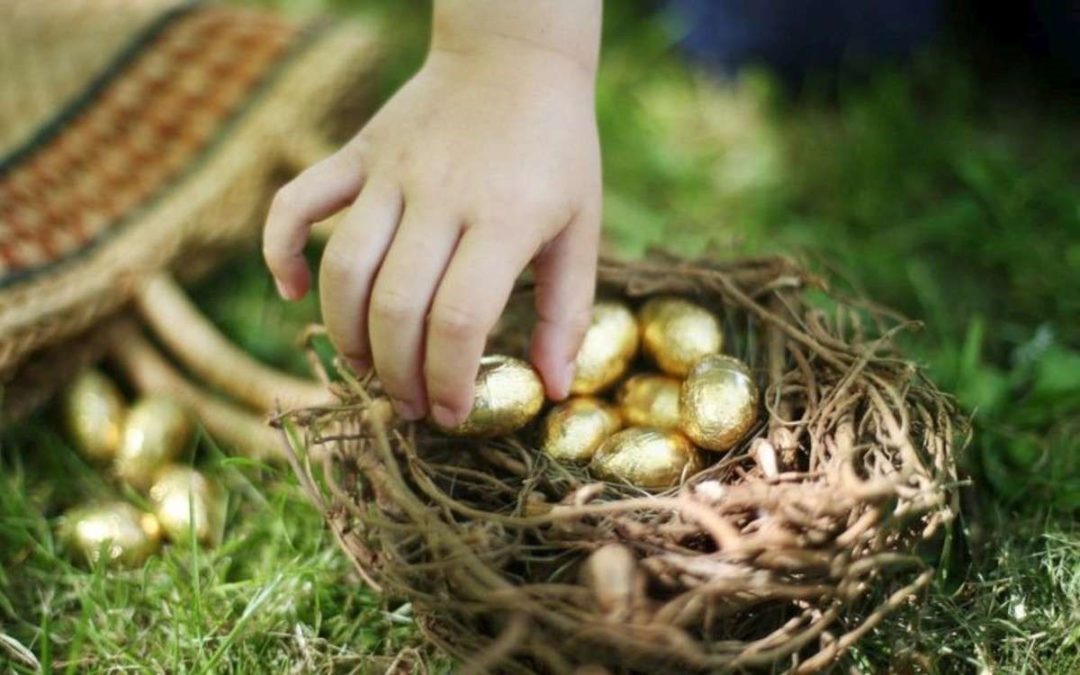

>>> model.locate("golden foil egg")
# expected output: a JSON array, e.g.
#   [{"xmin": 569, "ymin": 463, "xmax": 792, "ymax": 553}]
[
  {"xmin": 115, "ymin": 397, "xmax": 193, "ymax": 489},
  {"xmin": 437, "ymin": 355, "xmax": 545, "ymax": 437},
  {"xmin": 679, "ymin": 354, "xmax": 759, "ymax": 452},
  {"xmin": 149, "ymin": 465, "xmax": 225, "ymax": 547},
  {"xmin": 589, "ymin": 427, "xmax": 702, "ymax": 489},
  {"xmin": 59, "ymin": 501, "xmax": 161, "ymax": 567},
  {"xmin": 570, "ymin": 301, "xmax": 640, "ymax": 395},
  {"xmin": 62, "ymin": 369, "xmax": 126, "ymax": 462},
  {"xmin": 540, "ymin": 397, "xmax": 622, "ymax": 465},
  {"xmin": 639, "ymin": 297, "xmax": 723, "ymax": 377},
  {"xmin": 617, "ymin": 374, "xmax": 682, "ymax": 430}
]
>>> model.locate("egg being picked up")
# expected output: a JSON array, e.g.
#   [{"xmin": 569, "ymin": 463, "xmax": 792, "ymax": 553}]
[
  {"xmin": 590, "ymin": 428, "xmax": 702, "ymax": 489},
  {"xmin": 679, "ymin": 354, "xmax": 759, "ymax": 452},
  {"xmin": 541, "ymin": 397, "xmax": 622, "ymax": 464},
  {"xmin": 435, "ymin": 355, "xmax": 544, "ymax": 437},
  {"xmin": 639, "ymin": 297, "xmax": 722, "ymax": 377},
  {"xmin": 617, "ymin": 374, "xmax": 682, "ymax": 430},
  {"xmin": 570, "ymin": 301, "xmax": 640, "ymax": 395},
  {"xmin": 115, "ymin": 397, "xmax": 193, "ymax": 489}
]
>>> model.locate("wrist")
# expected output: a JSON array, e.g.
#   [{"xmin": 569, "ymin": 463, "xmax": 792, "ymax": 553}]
[
  {"xmin": 425, "ymin": 42, "xmax": 597, "ymax": 96},
  {"xmin": 430, "ymin": 0, "xmax": 601, "ymax": 79}
]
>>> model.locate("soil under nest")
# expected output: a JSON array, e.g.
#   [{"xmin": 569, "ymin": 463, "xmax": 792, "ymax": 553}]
[{"xmin": 278, "ymin": 255, "xmax": 967, "ymax": 674}]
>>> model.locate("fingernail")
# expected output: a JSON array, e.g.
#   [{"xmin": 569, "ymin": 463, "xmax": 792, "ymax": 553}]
[
  {"xmin": 558, "ymin": 362, "xmax": 576, "ymax": 398},
  {"xmin": 274, "ymin": 278, "xmax": 296, "ymax": 301},
  {"xmin": 346, "ymin": 357, "xmax": 370, "ymax": 374},
  {"xmin": 391, "ymin": 398, "xmax": 423, "ymax": 421},
  {"xmin": 430, "ymin": 403, "xmax": 460, "ymax": 429}
]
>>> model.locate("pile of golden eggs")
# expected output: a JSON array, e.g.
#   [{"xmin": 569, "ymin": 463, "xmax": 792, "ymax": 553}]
[
  {"xmin": 437, "ymin": 296, "xmax": 759, "ymax": 490},
  {"xmin": 58, "ymin": 370, "xmax": 225, "ymax": 567}
]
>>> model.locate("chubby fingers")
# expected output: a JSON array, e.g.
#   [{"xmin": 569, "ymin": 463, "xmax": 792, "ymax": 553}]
[
  {"xmin": 263, "ymin": 146, "xmax": 365, "ymax": 300},
  {"xmin": 319, "ymin": 178, "xmax": 403, "ymax": 372},
  {"xmin": 367, "ymin": 203, "xmax": 462, "ymax": 420},
  {"xmin": 424, "ymin": 227, "xmax": 537, "ymax": 428},
  {"xmin": 318, "ymin": 183, "xmax": 594, "ymax": 427},
  {"xmin": 530, "ymin": 203, "xmax": 600, "ymax": 400}
]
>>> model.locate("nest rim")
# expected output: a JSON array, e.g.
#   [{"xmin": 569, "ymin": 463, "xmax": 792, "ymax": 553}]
[{"xmin": 281, "ymin": 254, "xmax": 966, "ymax": 674}]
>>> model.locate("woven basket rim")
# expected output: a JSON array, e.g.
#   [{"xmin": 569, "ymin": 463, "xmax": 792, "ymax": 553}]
[{"xmin": 0, "ymin": 5, "xmax": 380, "ymax": 419}]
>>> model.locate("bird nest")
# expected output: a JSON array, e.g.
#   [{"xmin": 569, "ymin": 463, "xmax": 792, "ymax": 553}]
[{"xmin": 279, "ymin": 255, "xmax": 966, "ymax": 674}]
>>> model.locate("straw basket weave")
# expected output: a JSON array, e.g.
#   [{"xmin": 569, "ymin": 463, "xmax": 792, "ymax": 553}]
[
  {"xmin": 283, "ymin": 255, "xmax": 966, "ymax": 673},
  {"xmin": 0, "ymin": 0, "xmax": 378, "ymax": 421}
]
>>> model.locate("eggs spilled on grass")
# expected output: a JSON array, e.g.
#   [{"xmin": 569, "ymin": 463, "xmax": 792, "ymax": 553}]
[
  {"xmin": 115, "ymin": 397, "xmax": 193, "ymax": 489},
  {"xmin": 60, "ymin": 501, "xmax": 161, "ymax": 567},
  {"xmin": 63, "ymin": 369, "xmax": 126, "ymax": 462},
  {"xmin": 149, "ymin": 465, "xmax": 225, "ymax": 547}
]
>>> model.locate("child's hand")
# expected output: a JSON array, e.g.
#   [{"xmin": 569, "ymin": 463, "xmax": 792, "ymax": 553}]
[{"xmin": 263, "ymin": 1, "xmax": 602, "ymax": 427}]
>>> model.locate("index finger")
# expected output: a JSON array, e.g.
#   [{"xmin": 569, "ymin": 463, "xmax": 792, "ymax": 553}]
[{"xmin": 262, "ymin": 147, "xmax": 364, "ymax": 299}]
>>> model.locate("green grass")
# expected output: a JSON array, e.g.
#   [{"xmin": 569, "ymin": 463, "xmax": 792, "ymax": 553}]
[
  {"xmin": 1, "ymin": 424, "xmax": 417, "ymax": 673},
  {"xmin": 3, "ymin": 1, "xmax": 1078, "ymax": 672}
]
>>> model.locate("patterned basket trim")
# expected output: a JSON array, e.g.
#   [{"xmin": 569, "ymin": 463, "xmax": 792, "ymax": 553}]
[{"xmin": 0, "ymin": 4, "xmax": 325, "ymax": 290}]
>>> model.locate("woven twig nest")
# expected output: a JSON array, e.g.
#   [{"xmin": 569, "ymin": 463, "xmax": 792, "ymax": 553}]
[{"xmin": 281, "ymin": 255, "xmax": 966, "ymax": 674}]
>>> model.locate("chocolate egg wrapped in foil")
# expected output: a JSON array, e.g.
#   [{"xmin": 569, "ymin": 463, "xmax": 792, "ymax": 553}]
[
  {"xmin": 149, "ymin": 465, "xmax": 225, "ymax": 547},
  {"xmin": 639, "ymin": 297, "xmax": 722, "ymax": 377},
  {"xmin": 679, "ymin": 354, "xmax": 759, "ymax": 452},
  {"xmin": 59, "ymin": 501, "xmax": 162, "ymax": 567},
  {"xmin": 541, "ymin": 398, "xmax": 622, "ymax": 464},
  {"xmin": 570, "ymin": 301, "xmax": 640, "ymax": 395},
  {"xmin": 115, "ymin": 397, "xmax": 193, "ymax": 489},
  {"xmin": 590, "ymin": 428, "xmax": 702, "ymax": 489},
  {"xmin": 436, "ymin": 355, "xmax": 544, "ymax": 437},
  {"xmin": 617, "ymin": 374, "xmax": 682, "ymax": 430},
  {"xmin": 63, "ymin": 369, "xmax": 126, "ymax": 462}
]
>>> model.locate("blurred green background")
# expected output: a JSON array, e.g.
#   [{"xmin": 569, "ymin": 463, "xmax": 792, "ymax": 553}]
[{"xmin": 2, "ymin": 1, "xmax": 1077, "ymax": 672}]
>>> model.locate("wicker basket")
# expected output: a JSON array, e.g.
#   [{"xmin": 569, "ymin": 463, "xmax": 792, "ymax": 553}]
[
  {"xmin": 283, "ymin": 255, "xmax": 966, "ymax": 674},
  {"xmin": 0, "ymin": 1, "xmax": 379, "ymax": 421}
]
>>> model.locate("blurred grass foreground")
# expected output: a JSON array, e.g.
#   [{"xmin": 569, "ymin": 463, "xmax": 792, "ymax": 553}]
[{"xmin": 2, "ymin": 1, "xmax": 1078, "ymax": 672}]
